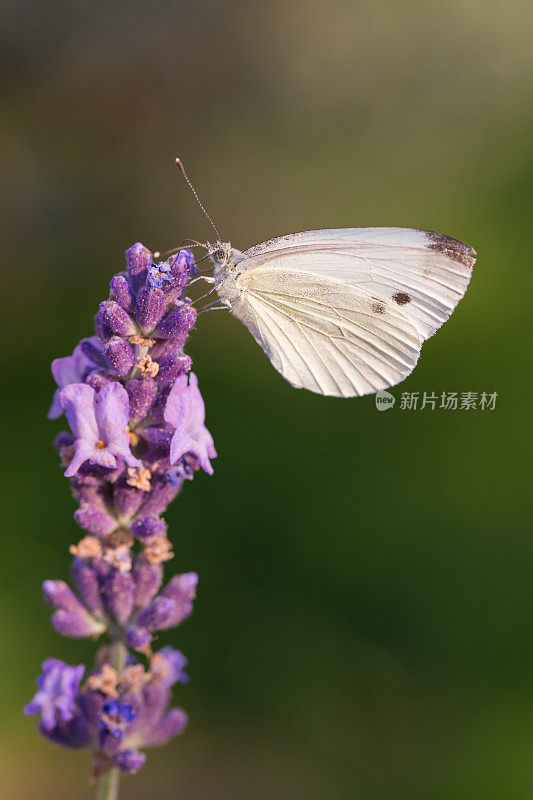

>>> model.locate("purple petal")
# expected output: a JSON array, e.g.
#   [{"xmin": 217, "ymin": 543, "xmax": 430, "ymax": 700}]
[
  {"xmin": 140, "ymin": 708, "xmax": 188, "ymax": 747},
  {"xmin": 169, "ymin": 430, "xmax": 195, "ymax": 466},
  {"xmin": 65, "ymin": 441, "xmax": 103, "ymax": 478},
  {"xmin": 95, "ymin": 382, "xmax": 130, "ymax": 441},
  {"xmin": 163, "ymin": 374, "xmax": 189, "ymax": 429},
  {"xmin": 48, "ymin": 389, "xmax": 64, "ymax": 420},
  {"xmin": 60, "ymin": 383, "xmax": 98, "ymax": 442},
  {"xmin": 48, "ymin": 338, "xmax": 102, "ymax": 420},
  {"xmin": 39, "ymin": 714, "xmax": 93, "ymax": 749}
]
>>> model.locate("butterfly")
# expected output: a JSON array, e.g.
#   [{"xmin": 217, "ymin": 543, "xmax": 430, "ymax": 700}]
[
  {"xmin": 173, "ymin": 160, "xmax": 476, "ymax": 398},
  {"xmin": 207, "ymin": 228, "xmax": 475, "ymax": 398}
]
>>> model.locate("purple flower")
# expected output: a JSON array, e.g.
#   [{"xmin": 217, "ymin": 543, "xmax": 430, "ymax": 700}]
[
  {"xmin": 164, "ymin": 372, "xmax": 216, "ymax": 475},
  {"xmin": 48, "ymin": 337, "xmax": 102, "ymax": 419},
  {"xmin": 24, "ymin": 660, "xmax": 84, "ymax": 731},
  {"xmin": 99, "ymin": 700, "xmax": 137, "ymax": 755},
  {"xmin": 33, "ymin": 241, "xmax": 212, "ymax": 781},
  {"xmin": 60, "ymin": 382, "xmax": 141, "ymax": 477},
  {"xmin": 148, "ymin": 260, "xmax": 175, "ymax": 290},
  {"xmin": 171, "ymin": 248, "xmax": 197, "ymax": 279}
]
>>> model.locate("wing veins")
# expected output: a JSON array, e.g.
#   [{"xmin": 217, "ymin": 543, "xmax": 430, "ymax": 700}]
[{"xmin": 251, "ymin": 290, "xmax": 417, "ymax": 370}]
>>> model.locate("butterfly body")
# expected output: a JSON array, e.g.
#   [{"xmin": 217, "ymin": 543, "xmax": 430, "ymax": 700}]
[{"xmin": 208, "ymin": 228, "xmax": 476, "ymax": 398}]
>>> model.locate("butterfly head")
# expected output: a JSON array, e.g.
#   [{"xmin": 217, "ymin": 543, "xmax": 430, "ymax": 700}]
[
  {"xmin": 208, "ymin": 242, "xmax": 244, "ymax": 274},
  {"xmin": 208, "ymin": 242, "xmax": 232, "ymax": 265}
]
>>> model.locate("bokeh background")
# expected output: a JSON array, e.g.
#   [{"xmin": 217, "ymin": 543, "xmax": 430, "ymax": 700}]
[{"xmin": 2, "ymin": 1, "xmax": 532, "ymax": 798}]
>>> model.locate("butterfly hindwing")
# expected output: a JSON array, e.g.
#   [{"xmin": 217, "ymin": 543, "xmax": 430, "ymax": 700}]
[{"xmin": 236, "ymin": 267, "xmax": 421, "ymax": 397}]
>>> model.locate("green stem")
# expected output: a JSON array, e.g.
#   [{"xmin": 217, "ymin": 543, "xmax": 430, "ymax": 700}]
[
  {"xmin": 110, "ymin": 637, "xmax": 127, "ymax": 672},
  {"xmin": 95, "ymin": 768, "xmax": 120, "ymax": 800},
  {"xmin": 94, "ymin": 637, "xmax": 128, "ymax": 800}
]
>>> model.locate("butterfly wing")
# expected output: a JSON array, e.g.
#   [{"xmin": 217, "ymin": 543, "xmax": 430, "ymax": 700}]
[
  {"xmin": 238, "ymin": 227, "xmax": 475, "ymax": 340},
  {"xmin": 233, "ymin": 268, "xmax": 421, "ymax": 397}
]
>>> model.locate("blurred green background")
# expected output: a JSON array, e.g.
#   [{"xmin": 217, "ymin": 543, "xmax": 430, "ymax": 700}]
[{"xmin": 2, "ymin": 1, "xmax": 532, "ymax": 797}]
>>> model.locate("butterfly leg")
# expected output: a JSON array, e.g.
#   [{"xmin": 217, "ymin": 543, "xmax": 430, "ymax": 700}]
[{"xmin": 197, "ymin": 298, "xmax": 231, "ymax": 314}]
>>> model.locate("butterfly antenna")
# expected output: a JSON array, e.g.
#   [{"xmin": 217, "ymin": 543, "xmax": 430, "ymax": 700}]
[{"xmin": 175, "ymin": 157, "xmax": 221, "ymax": 241}]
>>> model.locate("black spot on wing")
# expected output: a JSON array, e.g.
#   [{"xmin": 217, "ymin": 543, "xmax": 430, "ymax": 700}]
[
  {"xmin": 371, "ymin": 301, "xmax": 386, "ymax": 314},
  {"xmin": 421, "ymin": 230, "xmax": 476, "ymax": 269},
  {"xmin": 392, "ymin": 292, "xmax": 411, "ymax": 305}
]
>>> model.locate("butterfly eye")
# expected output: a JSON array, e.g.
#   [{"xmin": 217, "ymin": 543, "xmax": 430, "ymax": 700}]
[{"xmin": 213, "ymin": 249, "xmax": 226, "ymax": 263}]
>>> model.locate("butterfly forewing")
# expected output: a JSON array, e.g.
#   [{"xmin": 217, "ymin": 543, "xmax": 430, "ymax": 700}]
[{"xmin": 239, "ymin": 228, "xmax": 475, "ymax": 341}]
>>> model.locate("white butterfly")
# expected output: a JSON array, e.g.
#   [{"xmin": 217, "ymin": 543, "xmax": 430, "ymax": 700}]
[{"xmin": 206, "ymin": 228, "xmax": 475, "ymax": 398}]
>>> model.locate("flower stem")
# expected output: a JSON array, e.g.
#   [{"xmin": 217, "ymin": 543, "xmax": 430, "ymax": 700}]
[
  {"xmin": 110, "ymin": 637, "xmax": 128, "ymax": 672},
  {"xmin": 95, "ymin": 767, "xmax": 120, "ymax": 800},
  {"xmin": 94, "ymin": 637, "xmax": 127, "ymax": 800}
]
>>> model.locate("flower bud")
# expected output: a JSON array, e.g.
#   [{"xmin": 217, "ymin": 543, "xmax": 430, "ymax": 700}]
[
  {"xmin": 127, "ymin": 378, "xmax": 157, "ymax": 426},
  {"xmin": 74, "ymin": 503, "xmax": 117, "ymax": 536},
  {"xmin": 105, "ymin": 337, "xmax": 135, "ymax": 379},
  {"xmin": 135, "ymin": 287, "xmax": 166, "ymax": 332},
  {"xmin": 155, "ymin": 353, "xmax": 192, "ymax": 386},
  {"xmin": 170, "ymin": 249, "xmax": 196, "ymax": 283},
  {"xmin": 138, "ymin": 475, "xmax": 181, "ymax": 517},
  {"xmin": 113, "ymin": 749, "xmax": 146, "ymax": 774},
  {"xmin": 137, "ymin": 596, "xmax": 176, "ymax": 631},
  {"xmin": 141, "ymin": 708, "xmax": 188, "ymax": 747},
  {"xmin": 80, "ymin": 338, "xmax": 108, "ymax": 369},
  {"xmin": 156, "ymin": 306, "xmax": 197, "ymax": 339},
  {"xmin": 97, "ymin": 301, "xmax": 136, "ymax": 338},
  {"xmin": 71, "ymin": 561, "xmax": 105, "ymax": 617},
  {"xmin": 113, "ymin": 482, "xmax": 145, "ymax": 517},
  {"xmin": 125, "ymin": 627, "xmax": 152, "ymax": 650},
  {"xmin": 126, "ymin": 243, "xmax": 152, "ymax": 275},
  {"xmin": 43, "ymin": 580, "xmax": 106, "ymax": 638},
  {"xmin": 132, "ymin": 558, "xmax": 163, "ymax": 607},
  {"xmin": 85, "ymin": 371, "xmax": 110, "ymax": 392},
  {"xmin": 131, "ymin": 515, "xmax": 167, "ymax": 540},
  {"xmin": 110, "ymin": 274, "xmax": 135, "ymax": 313},
  {"xmin": 102, "ymin": 571, "xmax": 135, "ymax": 623}
]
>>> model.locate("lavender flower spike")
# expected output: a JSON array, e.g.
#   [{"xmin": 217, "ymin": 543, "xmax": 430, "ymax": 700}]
[
  {"xmin": 164, "ymin": 372, "xmax": 217, "ymax": 474},
  {"xmin": 60, "ymin": 382, "xmax": 141, "ymax": 477},
  {"xmin": 29, "ymin": 242, "xmax": 214, "ymax": 797}
]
